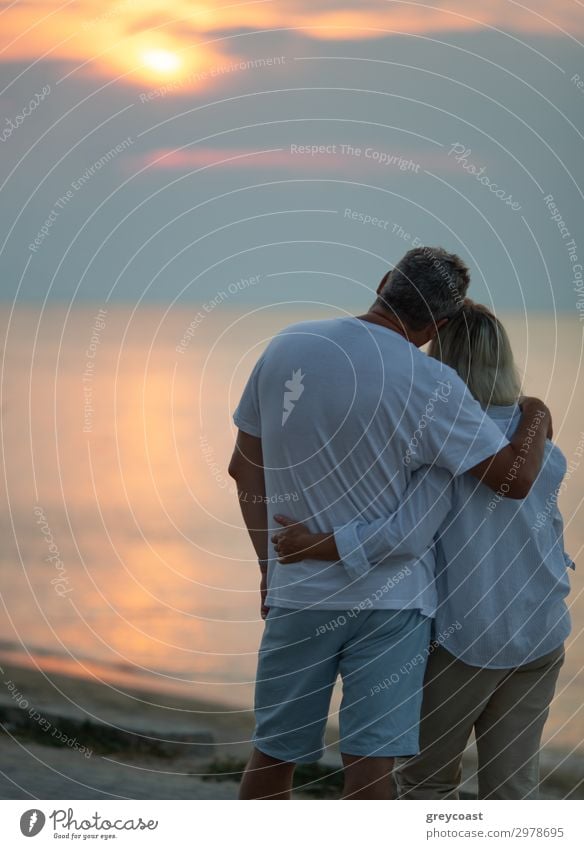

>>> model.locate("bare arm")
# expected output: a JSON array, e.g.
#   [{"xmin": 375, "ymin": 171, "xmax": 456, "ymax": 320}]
[
  {"xmin": 468, "ymin": 397, "xmax": 552, "ymax": 499},
  {"xmin": 228, "ymin": 430, "xmax": 269, "ymax": 617}
]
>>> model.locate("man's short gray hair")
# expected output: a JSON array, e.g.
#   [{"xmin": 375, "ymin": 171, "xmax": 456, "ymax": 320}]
[{"xmin": 376, "ymin": 246, "xmax": 470, "ymax": 330}]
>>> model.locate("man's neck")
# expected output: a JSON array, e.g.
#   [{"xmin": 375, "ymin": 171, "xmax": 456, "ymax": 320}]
[{"xmin": 355, "ymin": 307, "xmax": 415, "ymax": 343}]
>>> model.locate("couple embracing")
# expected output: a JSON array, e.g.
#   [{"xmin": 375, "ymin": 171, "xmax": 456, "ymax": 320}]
[{"xmin": 229, "ymin": 247, "xmax": 572, "ymax": 800}]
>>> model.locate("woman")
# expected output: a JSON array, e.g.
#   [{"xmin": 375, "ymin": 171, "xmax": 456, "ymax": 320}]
[{"xmin": 271, "ymin": 301, "xmax": 573, "ymax": 799}]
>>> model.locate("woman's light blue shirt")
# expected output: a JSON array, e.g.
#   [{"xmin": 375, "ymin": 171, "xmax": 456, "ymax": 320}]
[{"xmin": 334, "ymin": 404, "xmax": 573, "ymax": 668}]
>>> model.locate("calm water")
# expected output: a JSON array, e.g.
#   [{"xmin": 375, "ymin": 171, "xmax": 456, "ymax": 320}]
[{"xmin": 0, "ymin": 305, "xmax": 583, "ymax": 750}]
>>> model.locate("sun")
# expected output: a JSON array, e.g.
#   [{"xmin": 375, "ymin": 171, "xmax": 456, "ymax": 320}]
[{"xmin": 141, "ymin": 49, "xmax": 182, "ymax": 76}]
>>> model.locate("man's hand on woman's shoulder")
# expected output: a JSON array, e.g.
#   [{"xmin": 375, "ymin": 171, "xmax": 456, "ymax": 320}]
[{"xmin": 519, "ymin": 396, "xmax": 553, "ymax": 439}]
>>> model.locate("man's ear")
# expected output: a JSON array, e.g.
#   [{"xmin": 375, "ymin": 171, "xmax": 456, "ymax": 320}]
[{"xmin": 376, "ymin": 270, "xmax": 391, "ymax": 295}]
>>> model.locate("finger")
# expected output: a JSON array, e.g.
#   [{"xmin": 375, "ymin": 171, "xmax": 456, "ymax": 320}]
[
  {"xmin": 274, "ymin": 514, "xmax": 298, "ymax": 527},
  {"xmin": 278, "ymin": 552, "xmax": 302, "ymax": 564},
  {"xmin": 271, "ymin": 533, "xmax": 281, "ymax": 544}
]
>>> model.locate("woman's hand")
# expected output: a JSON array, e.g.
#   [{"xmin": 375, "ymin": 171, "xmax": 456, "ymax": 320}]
[
  {"xmin": 271, "ymin": 515, "xmax": 313, "ymax": 563},
  {"xmin": 272, "ymin": 515, "xmax": 340, "ymax": 563}
]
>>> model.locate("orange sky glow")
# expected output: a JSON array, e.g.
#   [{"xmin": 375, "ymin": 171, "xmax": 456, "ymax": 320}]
[{"xmin": 0, "ymin": 0, "xmax": 581, "ymax": 91}]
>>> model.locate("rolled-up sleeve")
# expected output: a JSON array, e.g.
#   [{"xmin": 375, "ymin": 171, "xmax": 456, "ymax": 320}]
[
  {"xmin": 334, "ymin": 521, "xmax": 374, "ymax": 580},
  {"xmin": 333, "ymin": 466, "xmax": 454, "ymax": 580}
]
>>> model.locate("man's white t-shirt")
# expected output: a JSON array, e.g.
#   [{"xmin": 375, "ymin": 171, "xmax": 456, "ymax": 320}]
[{"xmin": 233, "ymin": 317, "xmax": 509, "ymax": 614}]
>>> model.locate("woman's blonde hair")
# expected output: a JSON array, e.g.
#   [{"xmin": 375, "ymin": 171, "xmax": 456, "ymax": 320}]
[{"xmin": 428, "ymin": 300, "xmax": 521, "ymax": 406}]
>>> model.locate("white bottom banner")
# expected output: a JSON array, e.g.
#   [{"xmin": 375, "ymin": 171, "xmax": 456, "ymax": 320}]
[{"xmin": 1, "ymin": 800, "xmax": 581, "ymax": 848}]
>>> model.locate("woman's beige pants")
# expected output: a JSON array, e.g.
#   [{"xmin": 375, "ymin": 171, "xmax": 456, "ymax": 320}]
[{"xmin": 394, "ymin": 644, "xmax": 565, "ymax": 800}]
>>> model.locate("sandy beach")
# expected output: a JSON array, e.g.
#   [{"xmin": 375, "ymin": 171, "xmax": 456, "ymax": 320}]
[
  {"xmin": 0, "ymin": 659, "xmax": 582, "ymax": 800},
  {"xmin": 0, "ymin": 658, "xmax": 255, "ymax": 800}
]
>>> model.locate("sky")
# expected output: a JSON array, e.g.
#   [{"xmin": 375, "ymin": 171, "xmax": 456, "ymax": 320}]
[{"xmin": 1, "ymin": 0, "xmax": 583, "ymax": 312}]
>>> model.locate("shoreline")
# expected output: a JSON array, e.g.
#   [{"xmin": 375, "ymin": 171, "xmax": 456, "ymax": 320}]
[
  {"xmin": 0, "ymin": 657, "xmax": 582, "ymax": 800},
  {"xmin": 0, "ymin": 645, "xmax": 254, "ymax": 713},
  {"xmin": 0, "ymin": 658, "xmax": 253, "ymax": 800},
  {"xmin": 0, "ymin": 656, "xmax": 256, "ymax": 746}
]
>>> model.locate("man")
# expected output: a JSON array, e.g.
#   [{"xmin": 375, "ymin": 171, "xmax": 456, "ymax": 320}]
[{"xmin": 229, "ymin": 247, "xmax": 551, "ymax": 800}]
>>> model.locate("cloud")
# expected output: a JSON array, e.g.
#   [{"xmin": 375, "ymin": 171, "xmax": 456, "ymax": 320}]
[
  {"xmin": 274, "ymin": 0, "xmax": 583, "ymax": 38},
  {"xmin": 0, "ymin": 0, "xmax": 580, "ymax": 90},
  {"xmin": 123, "ymin": 144, "xmax": 461, "ymax": 176}
]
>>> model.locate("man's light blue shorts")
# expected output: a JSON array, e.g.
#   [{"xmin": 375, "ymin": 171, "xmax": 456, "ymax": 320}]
[{"xmin": 253, "ymin": 606, "xmax": 432, "ymax": 764}]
